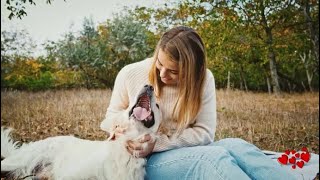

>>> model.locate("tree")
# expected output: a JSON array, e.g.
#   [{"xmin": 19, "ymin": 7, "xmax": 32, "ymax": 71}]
[
  {"xmin": 1, "ymin": 29, "xmax": 36, "ymax": 61},
  {"xmin": 298, "ymin": 0, "xmax": 319, "ymax": 72},
  {"xmin": 4, "ymin": 0, "xmax": 65, "ymax": 19},
  {"xmin": 130, "ymin": 0, "xmax": 319, "ymax": 92},
  {"xmin": 51, "ymin": 14, "xmax": 153, "ymax": 88},
  {"xmin": 95, "ymin": 13, "xmax": 154, "ymax": 87}
]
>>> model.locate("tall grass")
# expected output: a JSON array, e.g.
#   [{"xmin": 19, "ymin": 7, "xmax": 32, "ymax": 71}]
[
  {"xmin": 1, "ymin": 89, "xmax": 319, "ymax": 153},
  {"xmin": 216, "ymin": 90, "xmax": 319, "ymax": 153}
]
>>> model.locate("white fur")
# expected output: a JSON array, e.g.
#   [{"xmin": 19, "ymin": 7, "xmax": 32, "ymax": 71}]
[
  {"xmin": 1, "ymin": 85, "xmax": 161, "ymax": 180},
  {"xmin": 1, "ymin": 127, "xmax": 20, "ymax": 158}
]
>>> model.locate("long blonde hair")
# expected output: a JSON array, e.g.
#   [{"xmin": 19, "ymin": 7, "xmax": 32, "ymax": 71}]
[{"xmin": 149, "ymin": 26, "xmax": 207, "ymax": 134}]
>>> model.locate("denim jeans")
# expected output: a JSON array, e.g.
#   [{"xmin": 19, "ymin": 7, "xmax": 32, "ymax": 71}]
[{"xmin": 145, "ymin": 138, "xmax": 297, "ymax": 180}]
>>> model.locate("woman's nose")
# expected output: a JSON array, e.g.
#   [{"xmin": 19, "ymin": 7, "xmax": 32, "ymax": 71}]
[{"xmin": 159, "ymin": 68, "xmax": 167, "ymax": 78}]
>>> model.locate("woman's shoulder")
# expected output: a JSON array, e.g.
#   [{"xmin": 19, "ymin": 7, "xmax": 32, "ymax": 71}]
[
  {"xmin": 116, "ymin": 57, "xmax": 152, "ymax": 77},
  {"xmin": 117, "ymin": 57, "xmax": 153, "ymax": 99},
  {"xmin": 116, "ymin": 57, "xmax": 153, "ymax": 86},
  {"xmin": 205, "ymin": 69, "xmax": 214, "ymax": 81},
  {"xmin": 121, "ymin": 57, "xmax": 153, "ymax": 73},
  {"xmin": 203, "ymin": 69, "xmax": 216, "ymax": 93}
]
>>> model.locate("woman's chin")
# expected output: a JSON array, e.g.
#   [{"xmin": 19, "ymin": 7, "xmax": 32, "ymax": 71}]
[{"xmin": 161, "ymin": 78, "xmax": 177, "ymax": 85}]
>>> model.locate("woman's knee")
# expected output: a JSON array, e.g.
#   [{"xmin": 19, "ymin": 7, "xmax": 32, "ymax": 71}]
[
  {"xmin": 146, "ymin": 146, "xmax": 249, "ymax": 180},
  {"xmin": 217, "ymin": 138, "xmax": 248, "ymax": 144},
  {"xmin": 214, "ymin": 138, "xmax": 258, "ymax": 150},
  {"xmin": 147, "ymin": 146, "xmax": 231, "ymax": 167}
]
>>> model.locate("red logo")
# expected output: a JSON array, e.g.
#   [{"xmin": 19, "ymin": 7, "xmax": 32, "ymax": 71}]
[{"xmin": 277, "ymin": 147, "xmax": 311, "ymax": 169}]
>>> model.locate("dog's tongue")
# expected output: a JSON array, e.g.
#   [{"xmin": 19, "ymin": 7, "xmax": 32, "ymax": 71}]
[{"xmin": 133, "ymin": 107, "xmax": 150, "ymax": 121}]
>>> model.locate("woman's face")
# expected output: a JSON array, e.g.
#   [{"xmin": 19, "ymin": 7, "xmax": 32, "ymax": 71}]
[{"xmin": 156, "ymin": 49, "xmax": 179, "ymax": 85}]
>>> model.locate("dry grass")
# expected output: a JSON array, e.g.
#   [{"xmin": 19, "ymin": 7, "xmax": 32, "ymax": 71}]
[
  {"xmin": 216, "ymin": 90, "xmax": 319, "ymax": 154},
  {"xmin": 1, "ymin": 89, "xmax": 319, "ymax": 154}
]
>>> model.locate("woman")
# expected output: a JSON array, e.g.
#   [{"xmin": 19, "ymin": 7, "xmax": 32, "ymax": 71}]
[{"xmin": 100, "ymin": 26, "xmax": 296, "ymax": 180}]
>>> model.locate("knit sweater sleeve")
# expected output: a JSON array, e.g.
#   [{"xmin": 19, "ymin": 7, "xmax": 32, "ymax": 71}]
[
  {"xmin": 100, "ymin": 66, "xmax": 129, "ymax": 132},
  {"xmin": 153, "ymin": 70, "xmax": 217, "ymax": 152}
]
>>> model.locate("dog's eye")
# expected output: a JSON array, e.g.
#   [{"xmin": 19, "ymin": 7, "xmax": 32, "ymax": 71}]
[{"xmin": 156, "ymin": 103, "xmax": 159, "ymax": 109}]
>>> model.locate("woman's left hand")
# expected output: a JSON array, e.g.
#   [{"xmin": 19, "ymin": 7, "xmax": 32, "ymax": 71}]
[{"xmin": 126, "ymin": 134, "xmax": 156, "ymax": 158}]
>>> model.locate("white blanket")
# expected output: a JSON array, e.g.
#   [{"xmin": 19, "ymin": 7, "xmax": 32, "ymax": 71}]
[{"xmin": 263, "ymin": 150, "xmax": 319, "ymax": 180}]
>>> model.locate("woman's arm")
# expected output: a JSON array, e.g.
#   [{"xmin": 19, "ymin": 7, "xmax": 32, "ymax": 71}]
[
  {"xmin": 153, "ymin": 71, "xmax": 217, "ymax": 152},
  {"xmin": 100, "ymin": 67, "xmax": 130, "ymax": 132}
]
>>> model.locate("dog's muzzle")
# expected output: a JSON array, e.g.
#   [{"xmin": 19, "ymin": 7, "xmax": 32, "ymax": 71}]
[{"xmin": 129, "ymin": 85, "xmax": 155, "ymax": 128}]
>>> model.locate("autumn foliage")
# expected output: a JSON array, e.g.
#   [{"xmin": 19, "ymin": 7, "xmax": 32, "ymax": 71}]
[{"xmin": 1, "ymin": 0, "xmax": 319, "ymax": 92}]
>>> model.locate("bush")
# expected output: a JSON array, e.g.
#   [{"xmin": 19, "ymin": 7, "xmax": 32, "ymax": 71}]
[{"xmin": 1, "ymin": 58, "xmax": 88, "ymax": 91}]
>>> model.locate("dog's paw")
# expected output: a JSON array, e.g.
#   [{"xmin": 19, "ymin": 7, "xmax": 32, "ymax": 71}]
[{"xmin": 149, "ymin": 133, "xmax": 158, "ymax": 143}]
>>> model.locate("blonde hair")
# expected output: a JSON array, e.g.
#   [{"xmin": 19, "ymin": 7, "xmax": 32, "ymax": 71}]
[{"xmin": 149, "ymin": 26, "xmax": 207, "ymax": 134}]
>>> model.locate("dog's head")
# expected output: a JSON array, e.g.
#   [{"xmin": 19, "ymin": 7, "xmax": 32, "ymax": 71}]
[{"xmin": 128, "ymin": 85, "xmax": 161, "ymax": 133}]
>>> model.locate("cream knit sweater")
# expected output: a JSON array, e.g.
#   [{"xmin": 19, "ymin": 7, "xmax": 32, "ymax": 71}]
[{"xmin": 100, "ymin": 57, "xmax": 217, "ymax": 152}]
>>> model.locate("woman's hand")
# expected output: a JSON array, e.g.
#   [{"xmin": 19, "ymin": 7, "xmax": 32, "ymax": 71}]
[{"xmin": 126, "ymin": 134, "xmax": 156, "ymax": 158}]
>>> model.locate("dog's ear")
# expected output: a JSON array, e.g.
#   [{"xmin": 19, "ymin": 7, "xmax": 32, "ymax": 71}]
[
  {"xmin": 101, "ymin": 110, "xmax": 126, "ymax": 131},
  {"xmin": 100, "ymin": 117, "xmax": 114, "ymax": 132}
]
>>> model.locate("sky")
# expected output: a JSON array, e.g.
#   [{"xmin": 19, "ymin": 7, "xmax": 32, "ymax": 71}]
[{"xmin": 1, "ymin": 0, "xmax": 171, "ymax": 56}]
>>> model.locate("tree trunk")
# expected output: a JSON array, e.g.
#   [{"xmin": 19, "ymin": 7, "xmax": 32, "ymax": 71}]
[
  {"xmin": 299, "ymin": 52, "xmax": 314, "ymax": 92},
  {"xmin": 260, "ymin": 1, "xmax": 281, "ymax": 95},
  {"xmin": 301, "ymin": 81, "xmax": 307, "ymax": 91},
  {"xmin": 287, "ymin": 80, "xmax": 292, "ymax": 93},
  {"xmin": 302, "ymin": 0, "xmax": 319, "ymax": 71},
  {"xmin": 227, "ymin": 71, "xmax": 231, "ymax": 90},
  {"xmin": 266, "ymin": 30, "xmax": 281, "ymax": 95},
  {"xmin": 239, "ymin": 66, "xmax": 248, "ymax": 91},
  {"xmin": 306, "ymin": 72, "xmax": 313, "ymax": 92},
  {"xmin": 266, "ymin": 75, "xmax": 271, "ymax": 94}
]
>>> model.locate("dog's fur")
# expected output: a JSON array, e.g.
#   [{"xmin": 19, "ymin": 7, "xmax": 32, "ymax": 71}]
[{"xmin": 1, "ymin": 85, "xmax": 161, "ymax": 180}]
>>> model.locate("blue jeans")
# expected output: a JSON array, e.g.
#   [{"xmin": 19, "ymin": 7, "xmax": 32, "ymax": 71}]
[{"xmin": 146, "ymin": 138, "xmax": 296, "ymax": 180}]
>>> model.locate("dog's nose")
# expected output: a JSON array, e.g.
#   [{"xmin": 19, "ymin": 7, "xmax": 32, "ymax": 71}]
[
  {"xmin": 144, "ymin": 85, "xmax": 154, "ymax": 91},
  {"xmin": 145, "ymin": 85, "xmax": 154, "ymax": 97}
]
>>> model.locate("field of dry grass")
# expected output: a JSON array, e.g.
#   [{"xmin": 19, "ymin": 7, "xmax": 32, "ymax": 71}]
[{"xmin": 1, "ymin": 89, "xmax": 319, "ymax": 154}]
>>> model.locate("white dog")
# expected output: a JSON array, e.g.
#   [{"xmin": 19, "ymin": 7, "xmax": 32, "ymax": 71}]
[{"xmin": 1, "ymin": 85, "xmax": 161, "ymax": 180}]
